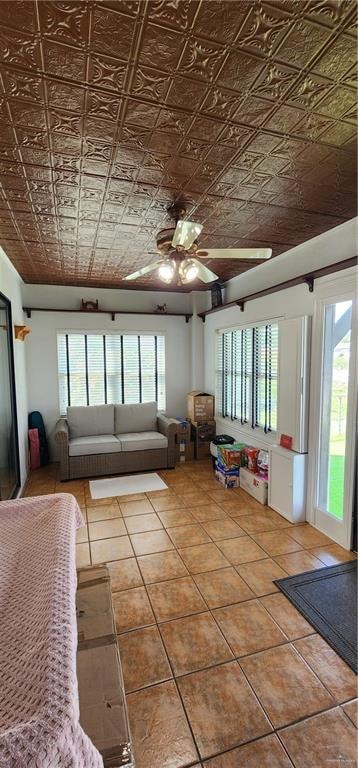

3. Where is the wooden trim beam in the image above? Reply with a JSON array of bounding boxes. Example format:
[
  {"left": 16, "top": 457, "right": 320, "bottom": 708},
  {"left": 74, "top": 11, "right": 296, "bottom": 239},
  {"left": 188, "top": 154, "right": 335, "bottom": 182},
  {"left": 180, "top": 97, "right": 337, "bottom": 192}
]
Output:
[
  {"left": 198, "top": 257, "right": 357, "bottom": 321},
  {"left": 23, "top": 307, "right": 193, "bottom": 322}
]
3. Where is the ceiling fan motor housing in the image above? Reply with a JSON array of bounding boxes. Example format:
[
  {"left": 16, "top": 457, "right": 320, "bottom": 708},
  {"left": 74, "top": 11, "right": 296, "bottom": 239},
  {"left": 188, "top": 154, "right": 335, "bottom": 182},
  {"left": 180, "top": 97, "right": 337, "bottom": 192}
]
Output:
[{"left": 156, "top": 228, "right": 176, "bottom": 255}]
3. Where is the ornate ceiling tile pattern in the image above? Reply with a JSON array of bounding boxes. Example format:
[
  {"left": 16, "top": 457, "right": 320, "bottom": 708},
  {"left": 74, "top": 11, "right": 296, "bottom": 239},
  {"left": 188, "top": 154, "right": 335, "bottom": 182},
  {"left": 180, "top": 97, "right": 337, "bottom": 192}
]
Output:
[{"left": 0, "top": 0, "right": 356, "bottom": 290}]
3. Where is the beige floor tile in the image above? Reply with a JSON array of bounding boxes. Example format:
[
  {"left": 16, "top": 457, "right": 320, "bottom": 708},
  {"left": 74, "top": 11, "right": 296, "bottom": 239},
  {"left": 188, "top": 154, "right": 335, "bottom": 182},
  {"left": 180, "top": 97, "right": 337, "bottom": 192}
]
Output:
[
  {"left": 175, "top": 491, "right": 212, "bottom": 506},
  {"left": 274, "top": 551, "right": 325, "bottom": 575},
  {"left": 194, "top": 567, "right": 255, "bottom": 609},
  {"left": 127, "top": 681, "right": 198, "bottom": 768},
  {"left": 219, "top": 500, "right": 254, "bottom": 516},
  {"left": 160, "top": 612, "right": 233, "bottom": 676},
  {"left": 118, "top": 625, "right": 172, "bottom": 692},
  {"left": 260, "top": 593, "right": 314, "bottom": 640},
  {"left": 107, "top": 558, "right": 143, "bottom": 591},
  {"left": 76, "top": 542, "right": 91, "bottom": 568},
  {"left": 216, "top": 536, "right": 268, "bottom": 565},
  {"left": 86, "top": 503, "right": 122, "bottom": 522},
  {"left": 177, "top": 662, "right": 271, "bottom": 760},
  {"left": 237, "top": 558, "right": 288, "bottom": 596},
  {"left": 113, "top": 586, "right": 155, "bottom": 633},
  {"left": 206, "top": 489, "right": 239, "bottom": 505},
  {"left": 252, "top": 530, "right": 303, "bottom": 556},
  {"left": 130, "top": 529, "right": 174, "bottom": 556},
  {"left": 342, "top": 699, "right": 358, "bottom": 728},
  {"left": 85, "top": 495, "right": 119, "bottom": 507},
  {"left": 190, "top": 504, "right": 228, "bottom": 523},
  {"left": 124, "top": 513, "right": 163, "bottom": 534},
  {"left": 76, "top": 525, "right": 88, "bottom": 543},
  {"left": 279, "top": 708, "right": 357, "bottom": 768},
  {"left": 116, "top": 493, "right": 147, "bottom": 502},
  {"left": 150, "top": 495, "right": 186, "bottom": 512},
  {"left": 213, "top": 599, "right": 287, "bottom": 657},
  {"left": 239, "top": 512, "right": 290, "bottom": 534},
  {"left": 146, "top": 488, "right": 175, "bottom": 499},
  {"left": 240, "top": 644, "right": 334, "bottom": 729},
  {"left": 310, "top": 544, "right": 358, "bottom": 566},
  {"left": 178, "top": 543, "right": 231, "bottom": 574},
  {"left": 167, "top": 524, "right": 211, "bottom": 548},
  {"left": 91, "top": 535, "right": 133, "bottom": 564},
  {"left": 158, "top": 508, "right": 196, "bottom": 527},
  {"left": 288, "top": 524, "right": 333, "bottom": 549},
  {"left": 119, "top": 499, "right": 154, "bottom": 516},
  {"left": 203, "top": 733, "right": 293, "bottom": 767},
  {"left": 138, "top": 550, "right": 188, "bottom": 584},
  {"left": 201, "top": 518, "right": 246, "bottom": 541},
  {"left": 294, "top": 634, "right": 357, "bottom": 702},
  {"left": 89, "top": 517, "right": 127, "bottom": 540},
  {"left": 147, "top": 576, "right": 207, "bottom": 622}
]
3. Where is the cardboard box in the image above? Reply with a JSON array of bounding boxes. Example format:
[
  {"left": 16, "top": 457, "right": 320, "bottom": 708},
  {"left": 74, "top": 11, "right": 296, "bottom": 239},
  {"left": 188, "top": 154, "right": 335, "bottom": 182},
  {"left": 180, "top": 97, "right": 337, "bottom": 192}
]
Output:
[
  {"left": 187, "top": 391, "right": 215, "bottom": 422},
  {"left": 76, "top": 566, "right": 134, "bottom": 767},
  {"left": 217, "top": 443, "right": 246, "bottom": 469},
  {"left": 215, "top": 461, "right": 240, "bottom": 488},
  {"left": 239, "top": 467, "right": 268, "bottom": 505},
  {"left": 194, "top": 441, "right": 211, "bottom": 459},
  {"left": 173, "top": 417, "right": 191, "bottom": 439},
  {"left": 175, "top": 438, "right": 194, "bottom": 463},
  {"left": 191, "top": 420, "right": 216, "bottom": 443}
]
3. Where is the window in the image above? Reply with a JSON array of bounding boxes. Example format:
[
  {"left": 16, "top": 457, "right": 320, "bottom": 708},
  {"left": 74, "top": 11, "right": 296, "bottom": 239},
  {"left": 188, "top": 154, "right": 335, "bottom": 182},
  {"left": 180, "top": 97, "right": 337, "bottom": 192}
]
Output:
[
  {"left": 216, "top": 323, "right": 278, "bottom": 433},
  {"left": 57, "top": 332, "right": 165, "bottom": 414}
]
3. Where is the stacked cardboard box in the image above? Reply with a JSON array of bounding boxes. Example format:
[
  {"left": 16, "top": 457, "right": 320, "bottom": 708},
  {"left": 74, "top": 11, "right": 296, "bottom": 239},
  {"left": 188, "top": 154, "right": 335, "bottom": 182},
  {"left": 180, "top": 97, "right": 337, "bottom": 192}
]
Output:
[
  {"left": 215, "top": 442, "right": 245, "bottom": 487},
  {"left": 187, "top": 391, "right": 215, "bottom": 459},
  {"left": 173, "top": 418, "right": 193, "bottom": 463},
  {"left": 76, "top": 566, "right": 133, "bottom": 767}
]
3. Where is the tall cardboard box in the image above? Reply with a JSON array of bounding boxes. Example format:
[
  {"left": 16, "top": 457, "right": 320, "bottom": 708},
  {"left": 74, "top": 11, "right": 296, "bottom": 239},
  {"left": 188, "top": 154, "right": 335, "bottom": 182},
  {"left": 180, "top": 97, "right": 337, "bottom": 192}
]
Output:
[
  {"left": 187, "top": 391, "right": 215, "bottom": 422},
  {"left": 76, "top": 566, "right": 134, "bottom": 767}
]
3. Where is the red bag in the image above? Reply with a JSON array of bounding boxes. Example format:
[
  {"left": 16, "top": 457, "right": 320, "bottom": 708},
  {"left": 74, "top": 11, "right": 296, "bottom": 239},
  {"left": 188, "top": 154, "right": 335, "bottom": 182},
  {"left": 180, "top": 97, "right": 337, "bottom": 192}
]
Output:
[{"left": 28, "top": 428, "right": 40, "bottom": 470}]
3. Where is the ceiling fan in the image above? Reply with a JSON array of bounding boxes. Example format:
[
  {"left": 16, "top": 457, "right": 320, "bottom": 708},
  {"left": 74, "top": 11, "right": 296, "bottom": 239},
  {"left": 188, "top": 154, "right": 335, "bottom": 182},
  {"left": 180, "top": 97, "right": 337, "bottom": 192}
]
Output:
[{"left": 123, "top": 204, "right": 272, "bottom": 286}]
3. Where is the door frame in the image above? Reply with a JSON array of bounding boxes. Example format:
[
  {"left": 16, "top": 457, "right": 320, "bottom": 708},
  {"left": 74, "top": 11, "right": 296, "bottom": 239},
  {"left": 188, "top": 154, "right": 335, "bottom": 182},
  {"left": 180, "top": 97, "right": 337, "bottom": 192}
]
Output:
[{"left": 306, "top": 269, "right": 358, "bottom": 549}]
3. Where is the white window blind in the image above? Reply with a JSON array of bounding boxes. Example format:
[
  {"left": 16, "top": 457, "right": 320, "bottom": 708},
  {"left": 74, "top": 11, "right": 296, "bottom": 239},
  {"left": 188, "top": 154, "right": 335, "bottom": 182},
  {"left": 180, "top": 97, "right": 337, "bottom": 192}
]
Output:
[
  {"left": 57, "top": 333, "right": 165, "bottom": 414},
  {"left": 216, "top": 323, "right": 278, "bottom": 433}
]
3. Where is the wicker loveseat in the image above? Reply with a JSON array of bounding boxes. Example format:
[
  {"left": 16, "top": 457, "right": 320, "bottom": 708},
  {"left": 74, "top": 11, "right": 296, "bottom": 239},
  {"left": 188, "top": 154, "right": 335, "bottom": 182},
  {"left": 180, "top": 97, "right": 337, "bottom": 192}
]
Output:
[{"left": 55, "top": 402, "right": 176, "bottom": 481}]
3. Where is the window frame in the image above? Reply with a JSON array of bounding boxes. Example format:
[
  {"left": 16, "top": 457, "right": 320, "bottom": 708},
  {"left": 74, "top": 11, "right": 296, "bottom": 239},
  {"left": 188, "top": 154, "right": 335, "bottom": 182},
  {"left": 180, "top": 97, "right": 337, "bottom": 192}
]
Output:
[
  {"left": 216, "top": 319, "right": 279, "bottom": 436},
  {"left": 56, "top": 329, "right": 166, "bottom": 415}
]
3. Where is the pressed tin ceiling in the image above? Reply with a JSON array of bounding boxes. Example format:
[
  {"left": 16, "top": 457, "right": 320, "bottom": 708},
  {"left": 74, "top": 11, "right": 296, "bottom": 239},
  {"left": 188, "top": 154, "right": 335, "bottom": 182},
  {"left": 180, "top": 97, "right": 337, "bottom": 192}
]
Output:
[{"left": 0, "top": 1, "right": 356, "bottom": 291}]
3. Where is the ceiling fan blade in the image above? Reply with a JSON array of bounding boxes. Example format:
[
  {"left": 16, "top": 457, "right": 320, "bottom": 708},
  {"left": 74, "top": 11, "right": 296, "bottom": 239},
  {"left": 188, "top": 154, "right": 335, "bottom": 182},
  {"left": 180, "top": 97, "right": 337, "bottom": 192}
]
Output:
[
  {"left": 191, "top": 259, "right": 219, "bottom": 284},
  {"left": 172, "top": 219, "right": 203, "bottom": 250},
  {"left": 123, "top": 259, "right": 162, "bottom": 281},
  {"left": 196, "top": 248, "right": 272, "bottom": 260}
]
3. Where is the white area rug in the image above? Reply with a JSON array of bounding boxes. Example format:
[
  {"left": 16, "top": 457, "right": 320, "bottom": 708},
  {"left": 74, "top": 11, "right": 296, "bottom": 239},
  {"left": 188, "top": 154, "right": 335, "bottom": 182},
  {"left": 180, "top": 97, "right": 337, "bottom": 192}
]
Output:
[{"left": 89, "top": 472, "right": 168, "bottom": 499}]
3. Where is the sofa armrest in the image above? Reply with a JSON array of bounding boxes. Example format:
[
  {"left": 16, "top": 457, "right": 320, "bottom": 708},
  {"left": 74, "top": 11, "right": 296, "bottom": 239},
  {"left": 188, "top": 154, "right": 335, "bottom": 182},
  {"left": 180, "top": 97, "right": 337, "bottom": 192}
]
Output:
[
  {"left": 157, "top": 414, "right": 177, "bottom": 442},
  {"left": 157, "top": 414, "right": 177, "bottom": 468},
  {"left": 55, "top": 419, "right": 70, "bottom": 480}
]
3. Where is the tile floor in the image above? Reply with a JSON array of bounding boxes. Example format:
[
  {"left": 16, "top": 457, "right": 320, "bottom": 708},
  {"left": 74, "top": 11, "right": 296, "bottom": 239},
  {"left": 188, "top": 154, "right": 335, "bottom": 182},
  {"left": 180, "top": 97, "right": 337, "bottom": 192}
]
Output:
[{"left": 24, "top": 460, "right": 357, "bottom": 768}]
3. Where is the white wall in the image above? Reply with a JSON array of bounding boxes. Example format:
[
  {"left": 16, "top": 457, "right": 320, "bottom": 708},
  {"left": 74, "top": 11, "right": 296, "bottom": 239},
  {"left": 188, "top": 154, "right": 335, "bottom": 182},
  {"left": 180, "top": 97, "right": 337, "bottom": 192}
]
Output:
[
  {"left": 0, "top": 247, "right": 28, "bottom": 491},
  {"left": 203, "top": 219, "right": 358, "bottom": 449},
  {"left": 24, "top": 284, "right": 194, "bottom": 457}
]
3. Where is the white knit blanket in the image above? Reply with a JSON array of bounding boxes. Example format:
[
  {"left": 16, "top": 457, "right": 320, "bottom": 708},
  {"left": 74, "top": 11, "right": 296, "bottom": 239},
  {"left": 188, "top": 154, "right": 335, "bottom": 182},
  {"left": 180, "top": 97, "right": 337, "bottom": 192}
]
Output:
[{"left": 0, "top": 493, "right": 103, "bottom": 768}]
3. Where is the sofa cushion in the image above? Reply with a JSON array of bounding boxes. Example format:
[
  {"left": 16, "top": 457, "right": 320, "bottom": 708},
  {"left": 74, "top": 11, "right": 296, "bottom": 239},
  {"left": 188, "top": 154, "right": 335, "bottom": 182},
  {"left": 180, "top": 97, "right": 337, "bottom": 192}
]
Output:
[
  {"left": 114, "top": 402, "right": 157, "bottom": 434},
  {"left": 67, "top": 405, "right": 114, "bottom": 439},
  {"left": 116, "top": 431, "right": 168, "bottom": 452},
  {"left": 69, "top": 435, "right": 121, "bottom": 457}
]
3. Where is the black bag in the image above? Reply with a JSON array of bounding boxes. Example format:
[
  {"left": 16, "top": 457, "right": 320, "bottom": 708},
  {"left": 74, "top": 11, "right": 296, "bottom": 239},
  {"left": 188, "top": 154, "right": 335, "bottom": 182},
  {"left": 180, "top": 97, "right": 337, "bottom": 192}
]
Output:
[{"left": 28, "top": 411, "right": 49, "bottom": 466}]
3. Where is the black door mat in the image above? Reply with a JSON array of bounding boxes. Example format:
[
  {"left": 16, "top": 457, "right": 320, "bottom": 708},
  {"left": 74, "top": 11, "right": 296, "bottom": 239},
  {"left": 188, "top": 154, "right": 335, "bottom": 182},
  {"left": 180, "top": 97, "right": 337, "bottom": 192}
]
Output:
[{"left": 275, "top": 560, "right": 357, "bottom": 673}]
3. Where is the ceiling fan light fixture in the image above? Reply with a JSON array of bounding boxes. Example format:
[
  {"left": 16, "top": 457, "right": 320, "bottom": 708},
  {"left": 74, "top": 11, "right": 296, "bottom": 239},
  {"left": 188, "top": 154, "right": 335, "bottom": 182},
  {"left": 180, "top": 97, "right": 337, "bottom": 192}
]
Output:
[
  {"left": 179, "top": 258, "right": 199, "bottom": 283},
  {"left": 158, "top": 259, "right": 175, "bottom": 283}
]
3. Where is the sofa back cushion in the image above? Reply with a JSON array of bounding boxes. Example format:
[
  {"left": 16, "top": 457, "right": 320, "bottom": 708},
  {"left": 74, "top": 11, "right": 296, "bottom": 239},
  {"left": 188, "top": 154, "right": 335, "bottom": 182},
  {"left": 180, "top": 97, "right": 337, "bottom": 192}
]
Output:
[
  {"left": 67, "top": 404, "right": 114, "bottom": 438},
  {"left": 115, "top": 402, "right": 157, "bottom": 434}
]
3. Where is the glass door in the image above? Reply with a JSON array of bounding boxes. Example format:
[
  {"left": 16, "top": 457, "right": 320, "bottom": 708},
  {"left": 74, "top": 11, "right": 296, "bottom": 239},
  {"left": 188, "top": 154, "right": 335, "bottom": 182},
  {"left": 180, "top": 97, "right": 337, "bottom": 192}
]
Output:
[{"left": 314, "top": 292, "right": 357, "bottom": 547}]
